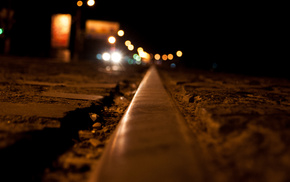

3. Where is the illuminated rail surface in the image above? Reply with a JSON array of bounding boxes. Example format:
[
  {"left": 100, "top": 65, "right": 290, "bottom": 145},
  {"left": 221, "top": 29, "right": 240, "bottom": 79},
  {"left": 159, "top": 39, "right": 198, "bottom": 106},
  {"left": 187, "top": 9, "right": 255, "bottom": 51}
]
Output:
[{"left": 89, "top": 66, "right": 207, "bottom": 182}]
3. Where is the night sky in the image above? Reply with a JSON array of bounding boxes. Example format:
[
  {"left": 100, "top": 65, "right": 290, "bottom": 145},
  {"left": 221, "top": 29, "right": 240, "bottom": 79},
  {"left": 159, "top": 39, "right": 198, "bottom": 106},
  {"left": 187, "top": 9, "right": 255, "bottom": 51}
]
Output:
[{"left": 0, "top": 0, "right": 288, "bottom": 76}]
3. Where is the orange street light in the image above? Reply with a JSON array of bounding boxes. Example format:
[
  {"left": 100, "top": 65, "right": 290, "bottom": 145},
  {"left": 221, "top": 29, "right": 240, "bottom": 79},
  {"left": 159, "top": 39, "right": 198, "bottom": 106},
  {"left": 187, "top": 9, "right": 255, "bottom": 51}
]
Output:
[
  {"left": 77, "top": 0, "right": 83, "bottom": 7},
  {"left": 162, "top": 54, "right": 168, "bottom": 61},
  {"left": 168, "top": 54, "right": 174, "bottom": 60},
  {"left": 154, "top": 54, "right": 160, "bottom": 60}
]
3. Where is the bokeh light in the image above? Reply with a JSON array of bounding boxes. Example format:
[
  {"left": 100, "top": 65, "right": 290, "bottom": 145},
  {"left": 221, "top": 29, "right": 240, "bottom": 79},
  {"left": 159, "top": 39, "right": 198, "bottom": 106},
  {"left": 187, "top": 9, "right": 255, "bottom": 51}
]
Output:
[
  {"left": 102, "top": 52, "right": 110, "bottom": 61},
  {"left": 108, "top": 36, "right": 116, "bottom": 44},
  {"left": 87, "top": 0, "right": 95, "bottom": 6},
  {"left": 77, "top": 0, "right": 83, "bottom": 7},
  {"left": 168, "top": 54, "right": 174, "bottom": 60},
  {"left": 96, "top": 53, "right": 102, "bottom": 60},
  {"left": 128, "top": 44, "right": 134, "bottom": 51},
  {"left": 176, "top": 50, "right": 183, "bottom": 57},
  {"left": 133, "top": 54, "right": 141, "bottom": 62},
  {"left": 170, "top": 63, "right": 176, "bottom": 68},
  {"left": 154, "top": 54, "right": 160, "bottom": 60},
  {"left": 125, "top": 40, "right": 131, "bottom": 46},
  {"left": 162, "top": 54, "right": 168, "bottom": 61},
  {"left": 117, "top": 30, "right": 124, "bottom": 37},
  {"left": 137, "top": 47, "right": 143, "bottom": 53},
  {"left": 111, "top": 52, "right": 122, "bottom": 63}
]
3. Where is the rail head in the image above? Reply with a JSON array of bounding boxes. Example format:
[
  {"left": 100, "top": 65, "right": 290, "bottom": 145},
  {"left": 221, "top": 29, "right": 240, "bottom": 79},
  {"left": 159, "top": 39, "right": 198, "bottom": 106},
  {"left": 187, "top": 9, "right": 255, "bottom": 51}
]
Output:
[{"left": 89, "top": 66, "right": 206, "bottom": 182}]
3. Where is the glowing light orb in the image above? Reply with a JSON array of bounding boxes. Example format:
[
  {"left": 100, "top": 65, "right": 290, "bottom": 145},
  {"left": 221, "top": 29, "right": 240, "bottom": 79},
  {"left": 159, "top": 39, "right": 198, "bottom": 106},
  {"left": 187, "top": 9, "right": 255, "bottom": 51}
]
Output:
[
  {"left": 108, "top": 36, "right": 116, "bottom": 44},
  {"left": 168, "top": 54, "right": 174, "bottom": 60},
  {"left": 137, "top": 47, "right": 143, "bottom": 53},
  {"left": 96, "top": 53, "right": 102, "bottom": 60},
  {"left": 128, "top": 44, "right": 134, "bottom": 51},
  {"left": 117, "top": 30, "right": 124, "bottom": 37},
  {"left": 102, "top": 52, "right": 110, "bottom": 61},
  {"left": 111, "top": 52, "right": 122, "bottom": 63},
  {"left": 154, "top": 54, "right": 160, "bottom": 60},
  {"left": 162, "top": 54, "right": 168, "bottom": 61},
  {"left": 125, "top": 40, "right": 131, "bottom": 46},
  {"left": 176, "top": 50, "right": 183, "bottom": 57},
  {"left": 87, "top": 0, "right": 95, "bottom": 6},
  {"left": 77, "top": 0, "right": 83, "bottom": 7}
]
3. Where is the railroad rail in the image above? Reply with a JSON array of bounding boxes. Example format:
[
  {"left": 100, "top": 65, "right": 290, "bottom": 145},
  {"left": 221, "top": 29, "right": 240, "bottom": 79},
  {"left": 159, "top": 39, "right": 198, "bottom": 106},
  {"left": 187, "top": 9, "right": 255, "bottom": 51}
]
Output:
[{"left": 89, "top": 66, "right": 207, "bottom": 182}]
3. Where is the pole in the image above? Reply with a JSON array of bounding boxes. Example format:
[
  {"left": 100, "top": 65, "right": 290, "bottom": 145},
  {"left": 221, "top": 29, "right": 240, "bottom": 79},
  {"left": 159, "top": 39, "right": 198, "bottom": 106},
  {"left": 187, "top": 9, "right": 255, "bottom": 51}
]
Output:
[
  {"left": 4, "top": 0, "right": 12, "bottom": 55},
  {"left": 72, "top": 8, "right": 81, "bottom": 61}
]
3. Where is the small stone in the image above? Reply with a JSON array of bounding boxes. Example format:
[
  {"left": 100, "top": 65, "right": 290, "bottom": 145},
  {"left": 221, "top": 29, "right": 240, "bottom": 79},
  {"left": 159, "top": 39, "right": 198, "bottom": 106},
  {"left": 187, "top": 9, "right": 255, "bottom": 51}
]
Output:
[
  {"left": 89, "top": 113, "right": 99, "bottom": 121},
  {"left": 92, "top": 122, "right": 102, "bottom": 130},
  {"left": 89, "top": 138, "right": 102, "bottom": 147},
  {"left": 79, "top": 130, "right": 93, "bottom": 139},
  {"left": 189, "top": 95, "right": 201, "bottom": 103},
  {"left": 130, "top": 83, "right": 137, "bottom": 89}
]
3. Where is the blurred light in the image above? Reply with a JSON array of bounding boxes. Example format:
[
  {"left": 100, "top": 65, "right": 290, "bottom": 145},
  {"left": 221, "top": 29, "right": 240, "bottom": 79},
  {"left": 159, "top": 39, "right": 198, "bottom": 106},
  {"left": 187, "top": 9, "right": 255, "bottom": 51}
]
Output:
[
  {"left": 112, "top": 65, "right": 120, "bottom": 71},
  {"left": 139, "top": 51, "right": 145, "bottom": 58},
  {"left": 87, "top": 0, "right": 95, "bottom": 6},
  {"left": 176, "top": 50, "right": 183, "bottom": 57},
  {"left": 111, "top": 52, "right": 122, "bottom": 63},
  {"left": 168, "top": 54, "right": 174, "bottom": 60},
  {"left": 154, "top": 54, "right": 160, "bottom": 60},
  {"left": 77, "top": 0, "right": 83, "bottom": 7},
  {"left": 96, "top": 53, "right": 102, "bottom": 60},
  {"left": 125, "top": 40, "right": 131, "bottom": 46},
  {"left": 108, "top": 36, "right": 116, "bottom": 44},
  {"left": 137, "top": 47, "right": 143, "bottom": 53},
  {"left": 133, "top": 54, "right": 141, "bottom": 61},
  {"left": 128, "top": 59, "right": 134, "bottom": 64},
  {"left": 136, "top": 60, "right": 141, "bottom": 65},
  {"left": 51, "top": 14, "right": 72, "bottom": 48},
  {"left": 86, "top": 20, "right": 120, "bottom": 39},
  {"left": 128, "top": 44, "right": 134, "bottom": 51},
  {"left": 139, "top": 51, "right": 150, "bottom": 63},
  {"left": 102, "top": 52, "right": 110, "bottom": 61},
  {"left": 170, "top": 63, "right": 176, "bottom": 68},
  {"left": 0, "top": 28, "right": 3, "bottom": 35},
  {"left": 106, "top": 66, "right": 111, "bottom": 71},
  {"left": 117, "top": 30, "right": 124, "bottom": 37},
  {"left": 136, "top": 56, "right": 141, "bottom": 62},
  {"left": 162, "top": 54, "right": 168, "bottom": 61}
]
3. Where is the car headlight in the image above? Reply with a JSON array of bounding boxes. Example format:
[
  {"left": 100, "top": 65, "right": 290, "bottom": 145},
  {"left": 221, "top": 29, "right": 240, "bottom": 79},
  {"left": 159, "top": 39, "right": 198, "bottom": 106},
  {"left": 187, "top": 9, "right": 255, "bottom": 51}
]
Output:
[
  {"left": 111, "top": 52, "right": 122, "bottom": 63},
  {"left": 102, "top": 52, "right": 111, "bottom": 61}
]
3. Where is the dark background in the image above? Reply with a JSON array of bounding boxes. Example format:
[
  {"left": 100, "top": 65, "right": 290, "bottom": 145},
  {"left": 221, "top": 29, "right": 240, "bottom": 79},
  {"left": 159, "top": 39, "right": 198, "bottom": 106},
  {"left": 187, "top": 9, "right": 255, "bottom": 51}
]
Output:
[{"left": 0, "top": 0, "right": 288, "bottom": 77}]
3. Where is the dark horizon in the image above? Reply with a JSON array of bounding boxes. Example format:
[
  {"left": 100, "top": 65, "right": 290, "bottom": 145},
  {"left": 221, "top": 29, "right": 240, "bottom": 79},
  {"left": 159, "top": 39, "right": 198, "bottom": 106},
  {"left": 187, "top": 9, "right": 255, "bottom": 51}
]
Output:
[{"left": 0, "top": 0, "right": 288, "bottom": 77}]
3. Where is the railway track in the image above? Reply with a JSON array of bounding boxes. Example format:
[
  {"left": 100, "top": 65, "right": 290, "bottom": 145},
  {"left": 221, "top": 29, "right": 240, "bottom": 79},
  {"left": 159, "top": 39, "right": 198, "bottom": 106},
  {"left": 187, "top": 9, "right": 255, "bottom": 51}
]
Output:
[
  {"left": 89, "top": 66, "right": 207, "bottom": 182},
  {"left": 0, "top": 58, "right": 206, "bottom": 181}
]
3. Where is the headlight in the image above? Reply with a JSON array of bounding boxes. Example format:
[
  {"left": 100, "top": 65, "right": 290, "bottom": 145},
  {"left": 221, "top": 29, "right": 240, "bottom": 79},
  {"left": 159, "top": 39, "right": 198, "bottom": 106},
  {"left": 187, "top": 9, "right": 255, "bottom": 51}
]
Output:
[
  {"left": 102, "top": 52, "right": 110, "bottom": 61},
  {"left": 111, "top": 52, "right": 122, "bottom": 63}
]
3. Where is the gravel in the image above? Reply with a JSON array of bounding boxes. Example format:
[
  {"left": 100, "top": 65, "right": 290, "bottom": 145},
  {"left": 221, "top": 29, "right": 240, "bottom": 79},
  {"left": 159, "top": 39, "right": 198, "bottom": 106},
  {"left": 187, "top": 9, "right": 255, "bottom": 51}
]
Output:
[
  {"left": 0, "top": 56, "right": 148, "bottom": 181},
  {"left": 159, "top": 67, "right": 290, "bottom": 182}
]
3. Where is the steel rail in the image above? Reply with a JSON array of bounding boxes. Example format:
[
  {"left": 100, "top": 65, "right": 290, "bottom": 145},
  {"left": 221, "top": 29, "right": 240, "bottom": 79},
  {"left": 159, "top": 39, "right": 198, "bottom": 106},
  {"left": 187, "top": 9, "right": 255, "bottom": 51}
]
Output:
[{"left": 89, "top": 66, "right": 206, "bottom": 182}]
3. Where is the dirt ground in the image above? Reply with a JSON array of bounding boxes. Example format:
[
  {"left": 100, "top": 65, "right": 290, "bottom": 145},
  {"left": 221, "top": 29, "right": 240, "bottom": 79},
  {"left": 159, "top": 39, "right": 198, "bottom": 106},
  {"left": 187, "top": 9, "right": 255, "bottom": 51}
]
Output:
[
  {"left": 2, "top": 56, "right": 290, "bottom": 181},
  {"left": 0, "top": 56, "right": 148, "bottom": 181},
  {"left": 159, "top": 66, "right": 290, "bottom": 182}
]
